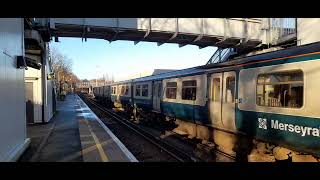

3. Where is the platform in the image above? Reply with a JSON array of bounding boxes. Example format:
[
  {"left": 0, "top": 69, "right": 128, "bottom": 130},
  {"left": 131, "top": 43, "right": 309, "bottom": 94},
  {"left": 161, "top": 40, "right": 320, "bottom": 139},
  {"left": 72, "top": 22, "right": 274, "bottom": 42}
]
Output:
[{"left": 20, "top": 94, "right": 137, "bottom": 162}]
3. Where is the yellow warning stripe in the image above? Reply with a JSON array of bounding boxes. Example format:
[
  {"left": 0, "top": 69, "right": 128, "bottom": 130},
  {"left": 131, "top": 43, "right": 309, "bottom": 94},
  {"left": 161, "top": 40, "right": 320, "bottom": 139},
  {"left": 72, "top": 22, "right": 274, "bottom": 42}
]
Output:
[{"left": 84, "top": 120, "right": 109, "bottom": 162}]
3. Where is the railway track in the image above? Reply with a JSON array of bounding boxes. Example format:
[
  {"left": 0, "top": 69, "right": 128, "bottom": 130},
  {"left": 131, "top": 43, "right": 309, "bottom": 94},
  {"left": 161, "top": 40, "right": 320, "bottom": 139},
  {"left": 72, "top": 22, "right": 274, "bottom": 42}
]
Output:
[
  {"left": 109, "top": 101, "right": 236, "bottom": 162},
  {"left": 80, "top": 94, "right": 196, "bottom": 162},
  {"left": 166, "top": 128, "right": 236, "bottom": 161}
]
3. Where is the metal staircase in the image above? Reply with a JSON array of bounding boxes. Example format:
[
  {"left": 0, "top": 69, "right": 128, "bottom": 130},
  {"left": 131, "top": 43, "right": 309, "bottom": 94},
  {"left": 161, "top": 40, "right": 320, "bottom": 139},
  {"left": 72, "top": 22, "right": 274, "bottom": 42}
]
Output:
[{"left": 206, "top": 48, "right": 237, "bottom": 64}]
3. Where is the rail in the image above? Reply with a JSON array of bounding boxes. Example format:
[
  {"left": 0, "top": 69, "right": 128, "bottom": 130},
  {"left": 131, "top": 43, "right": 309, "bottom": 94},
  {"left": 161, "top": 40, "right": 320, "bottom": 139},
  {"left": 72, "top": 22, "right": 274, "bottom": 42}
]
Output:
[{"left": 269, "top": 18, "right": 296, "bottom": 45}]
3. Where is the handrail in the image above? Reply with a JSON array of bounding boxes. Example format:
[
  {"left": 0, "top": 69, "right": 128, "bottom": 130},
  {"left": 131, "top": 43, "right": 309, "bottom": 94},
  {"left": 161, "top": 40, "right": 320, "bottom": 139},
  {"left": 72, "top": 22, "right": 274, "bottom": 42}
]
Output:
[{"left": 269, "top": 18, "right": 296, "bottom": 44}]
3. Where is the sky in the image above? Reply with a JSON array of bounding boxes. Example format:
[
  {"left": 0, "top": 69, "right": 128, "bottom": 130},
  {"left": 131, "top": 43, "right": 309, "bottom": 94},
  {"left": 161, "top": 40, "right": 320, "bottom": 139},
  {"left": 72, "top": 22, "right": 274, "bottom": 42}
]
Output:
[{"left": 50, "top": 37, "right": 217, "bottom": 82}]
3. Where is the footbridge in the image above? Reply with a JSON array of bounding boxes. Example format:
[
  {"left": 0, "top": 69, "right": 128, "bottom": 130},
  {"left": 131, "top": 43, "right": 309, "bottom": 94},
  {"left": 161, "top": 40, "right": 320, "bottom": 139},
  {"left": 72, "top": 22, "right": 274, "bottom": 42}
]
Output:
[
  {"left": 28, "top": 18, "right": 296, "bottom": 63},
  {"left": 32, "top": 18, "right": 272, "bottom": 50}
]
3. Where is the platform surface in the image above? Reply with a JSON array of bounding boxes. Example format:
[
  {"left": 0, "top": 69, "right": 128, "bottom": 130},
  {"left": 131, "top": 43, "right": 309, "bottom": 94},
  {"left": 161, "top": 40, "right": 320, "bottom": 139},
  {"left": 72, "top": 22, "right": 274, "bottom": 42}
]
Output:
[{"left": 20, "top": 94, "right": 137, "bottom": 162}]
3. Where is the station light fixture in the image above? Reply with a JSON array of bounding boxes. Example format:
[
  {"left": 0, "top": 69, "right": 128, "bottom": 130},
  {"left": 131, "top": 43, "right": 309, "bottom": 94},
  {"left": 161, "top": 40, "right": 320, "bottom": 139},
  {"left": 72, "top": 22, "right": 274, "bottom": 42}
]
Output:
[{"left": 16, "top": 56, "right": 28, "bottom": 70}]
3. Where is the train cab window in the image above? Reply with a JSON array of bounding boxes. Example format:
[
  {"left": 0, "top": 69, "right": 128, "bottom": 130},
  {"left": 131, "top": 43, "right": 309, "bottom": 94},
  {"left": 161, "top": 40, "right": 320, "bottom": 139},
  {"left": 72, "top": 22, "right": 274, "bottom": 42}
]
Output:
[
  {"left": 166, "top": 82, "right": 177, "bottom": 99},
  {"left": 256, "top": 70, "right": 303, "bottom": 108},
  {"left": 142, "top": 84, "right": 149, "bottom": 97},
  {"left": 182, "top": 80, "right": 197, "bottom": 100},
  {"left": 135, "top": 85, "right": 141, "bottom": 96},
  {"left": 212, "top": 78, "right": 221, "bottom": 101},
  {"left": 225, "top": 76, "right": 235, "bottom": 103}
]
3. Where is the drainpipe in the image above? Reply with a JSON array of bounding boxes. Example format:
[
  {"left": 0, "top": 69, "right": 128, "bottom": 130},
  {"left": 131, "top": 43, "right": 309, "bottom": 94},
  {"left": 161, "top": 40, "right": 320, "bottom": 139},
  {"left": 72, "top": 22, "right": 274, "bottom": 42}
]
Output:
[{"left": 41, "top": 44, "right": 46, "bottom": 123}]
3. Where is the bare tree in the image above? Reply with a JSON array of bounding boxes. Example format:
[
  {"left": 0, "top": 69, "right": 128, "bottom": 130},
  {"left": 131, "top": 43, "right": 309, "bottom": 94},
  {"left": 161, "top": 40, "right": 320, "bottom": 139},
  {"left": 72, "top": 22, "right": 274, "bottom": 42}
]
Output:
[{"left": 49, "top": 47, "right": 79, "bottom": 95}]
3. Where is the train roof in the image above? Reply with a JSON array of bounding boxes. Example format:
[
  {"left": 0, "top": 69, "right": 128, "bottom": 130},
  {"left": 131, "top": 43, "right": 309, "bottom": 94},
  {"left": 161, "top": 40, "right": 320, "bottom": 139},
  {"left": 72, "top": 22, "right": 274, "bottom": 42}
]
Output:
[
  {"left": 203, "top": 41, "right": 320, "bottom": 69},
  {"left": 132, "top": 66, "right": 206, "bottom": 82},
  {"left": 110, "top": 66, "right": 206, "bottom": 85},
  {"left": 111, "top": 79, "right": 133, "bottom": 85},
  {"left": 111, "top": 42, "right": 320, "bottom": 85}
]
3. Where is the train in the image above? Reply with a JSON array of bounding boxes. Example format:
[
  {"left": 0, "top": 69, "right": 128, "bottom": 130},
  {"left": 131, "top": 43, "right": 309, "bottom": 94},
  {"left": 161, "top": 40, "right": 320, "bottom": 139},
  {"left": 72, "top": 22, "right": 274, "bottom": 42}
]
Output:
[{"left": 93, "top": 42, "right": 320, "bottom": 162}]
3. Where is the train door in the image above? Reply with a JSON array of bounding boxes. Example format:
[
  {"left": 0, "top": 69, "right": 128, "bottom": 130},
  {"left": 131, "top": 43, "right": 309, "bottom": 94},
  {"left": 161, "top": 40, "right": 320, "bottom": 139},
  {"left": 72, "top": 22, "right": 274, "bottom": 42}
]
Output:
[
  {"left": 152, "top": 81, "right": 161, "bottom": 112},
  {"left": 209, "top": 71, "right": 236, "bottom": 131}
]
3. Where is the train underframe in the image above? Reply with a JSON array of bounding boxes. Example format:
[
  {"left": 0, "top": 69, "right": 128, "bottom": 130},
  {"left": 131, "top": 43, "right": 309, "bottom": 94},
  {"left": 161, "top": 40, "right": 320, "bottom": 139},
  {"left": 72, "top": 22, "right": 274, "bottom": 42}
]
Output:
[
  {"left": 132, "top": 106, "right": 177, "bottom": 131},
  {"left": 111, "top": 100, "right": 320, "bottom": 162},
  {"left": 174, "top": 119, "right": 320, "bottom": 162},
  {"left": 95, "top": 96, "right": 114, "bottom": 108}
]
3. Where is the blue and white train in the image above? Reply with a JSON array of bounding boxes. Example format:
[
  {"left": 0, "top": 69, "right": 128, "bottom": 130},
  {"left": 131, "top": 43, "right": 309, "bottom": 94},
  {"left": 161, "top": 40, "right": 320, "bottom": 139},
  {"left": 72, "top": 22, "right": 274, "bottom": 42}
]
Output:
[{"left": 93, "top": 42, "right": 320, "bottom": 162}]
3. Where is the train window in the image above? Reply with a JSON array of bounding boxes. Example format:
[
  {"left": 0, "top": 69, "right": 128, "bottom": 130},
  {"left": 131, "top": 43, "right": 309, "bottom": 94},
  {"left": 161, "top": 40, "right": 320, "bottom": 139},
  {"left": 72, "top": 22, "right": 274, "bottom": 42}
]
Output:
[
  {"left": 225, "top": 76, "right": 235, "bottom": 103},
  {"left": 256, "top": 70, "right": 303, "bottom": 108},
  {"left": 142, "top": 84, "right": 149, "bottom": 97},
  {"left": 112, "top": 87, "right": 116, "bottom": 94},
  {"left": 121, "top": 86, "right": 125, "bottom": 95},
  {"left": 135, "top": 85, "right": 141, "bottom": 96},
  {"left": 182, "top": 80, "right": 197, "bottom": 100},
  {"left": 124, "top": 85, "right": 129, "bottom": 95},
  {"left": 212, "top": 78, "right": 220, "bottom": 101},
  {"left": 166, "top": 82, "right": 177, "bottom": 99}
]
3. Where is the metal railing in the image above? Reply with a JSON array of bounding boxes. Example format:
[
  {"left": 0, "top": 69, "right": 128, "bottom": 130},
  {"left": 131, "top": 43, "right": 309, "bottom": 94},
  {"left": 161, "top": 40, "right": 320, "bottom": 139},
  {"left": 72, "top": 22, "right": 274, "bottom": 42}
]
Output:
[{"left": 269, "top": 18, "right": 296, "bottom": 44}]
